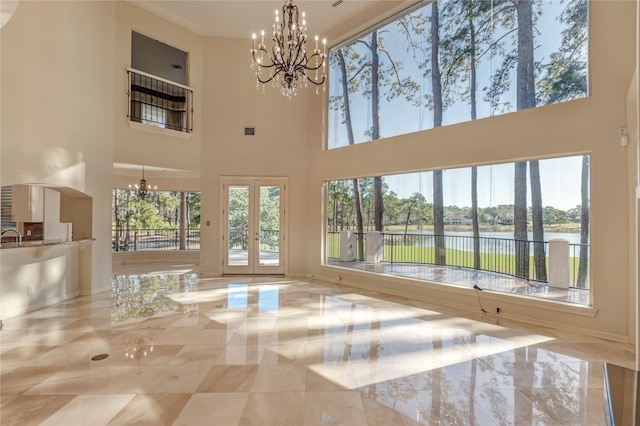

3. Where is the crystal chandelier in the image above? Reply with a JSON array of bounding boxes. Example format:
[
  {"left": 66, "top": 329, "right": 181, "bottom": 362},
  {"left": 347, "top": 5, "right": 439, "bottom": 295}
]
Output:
[
  {"left": 129, "top": 166, "right": 156, "bottom": 200},
  {"left": 250, "top": 0, "right": 327, "bottom": 98}
]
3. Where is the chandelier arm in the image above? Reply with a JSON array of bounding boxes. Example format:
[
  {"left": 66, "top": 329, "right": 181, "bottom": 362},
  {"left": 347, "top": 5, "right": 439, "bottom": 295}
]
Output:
[
  {"left": 296, "top": 52, "right": 324, "bottom": 71},
  {"left": 256, "top": 71, "right": 279, "bottom": 85},
  {"left": 304, "top": 73, "right": 326, "bottom": 86},
  {"left": 251, "top": 47, "right": 279, "bottom": 69}
]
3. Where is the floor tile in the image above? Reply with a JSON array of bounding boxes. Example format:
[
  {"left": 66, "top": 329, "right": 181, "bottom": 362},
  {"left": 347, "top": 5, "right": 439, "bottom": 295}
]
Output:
[{"left": 38, "top": 394, "right": 135, "bottom": 426}]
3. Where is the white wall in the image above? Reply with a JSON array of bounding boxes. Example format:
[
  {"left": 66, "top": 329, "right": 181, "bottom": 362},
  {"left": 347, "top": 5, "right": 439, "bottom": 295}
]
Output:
[{"left": 0, "top": 1, "right": 116, "bottom": 296}]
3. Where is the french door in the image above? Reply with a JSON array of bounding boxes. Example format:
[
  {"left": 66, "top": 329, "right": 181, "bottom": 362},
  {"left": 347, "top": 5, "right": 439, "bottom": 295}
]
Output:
[{"left": 222, "top": 177, "right": 287, "bottom": 275}]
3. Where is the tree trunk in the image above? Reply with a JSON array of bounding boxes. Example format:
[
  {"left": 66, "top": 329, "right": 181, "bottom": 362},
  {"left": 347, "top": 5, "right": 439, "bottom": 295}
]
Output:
[
  {"left": 514, "top": 0, "right": 535, "bottom": 279},
  {"left": 337, "top": 49, "right": 365, "bottom": 258},
  {"left": 373, "top": 177, "right": 383, "bottom": 231},
  {"left": 529, "top": 160, "right": 546, "bottom": 280},
  {"left": 516, "top": 0, "right": 536, "bottom": 111},
  {"left": 179, "top": 191, "right": 186, "bottom": 250},
  {"left": 514, "top": 161, "right": 529, "bottom": 279},
  {"left": 433, "top": 170, "right": 445, "bottom": 265},
  {"left": 332, "top": 190, "right": 338, "bottom": 233},
  {"left": 469, "top": 9, "right": 480, "bottom": 269},
  {"left": 403, "top": 202, "right": 413, "bottom": 240},
  {"left": 431, "top": 2, "right": 445, "bottom": 265},
  {"left": 577, "top": 155, "right": 589, "bottom": 288},
  {"left": 371, "top": 32, "right": 384, "bottom": 232},
  {"left": 472, "top": 167, "right": 480, "bottom": 269},
  {"left": 353, "top": 179, "right": 365, "bottom": 260}
]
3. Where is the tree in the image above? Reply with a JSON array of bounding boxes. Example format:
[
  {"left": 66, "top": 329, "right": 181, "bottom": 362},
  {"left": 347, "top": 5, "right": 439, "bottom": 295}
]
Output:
[
  {"left": 402, "top": 193, "right": 426, "bottom": 238},
  {"left": 538, "top": 0, "right": 588, "bottom": 105},
  {"left": 537, "top": 0, "right": 589, "bottom": 283},
  {"left": 439, "top": 0, "right": 499, "bottom": 269},
  {"left": 495, "top": 0, "right": 537, "bottom": 279},
  {"left": 370, "top": 31, "right": 384, "bottom": 232},
  {"left": 333, "top": 47, "right": 366, "bottom": 255},
  {"left": 577, "top": 155, "right": 589, "bottom": 288},
  {"left": 471, "top": 167, "right": 480, "bottom": 269},
  {"left": 514, "top": 161, "right": 529, "bottom": 278},
  {"left": 430, "top": 2, "right": 446, "bottom": 265},
  {"left": 332, "top": 27, "right": 418, "bottom": 237},
  {"left": 530, "top": 160, "right": 546, "bottom": 280},
  {"left": 228, "top": 187, "right": 249, "bottom": 249}
]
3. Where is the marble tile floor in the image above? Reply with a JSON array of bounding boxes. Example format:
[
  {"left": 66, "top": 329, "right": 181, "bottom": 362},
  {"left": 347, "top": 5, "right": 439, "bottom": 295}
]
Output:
[
  {"left": 328, "top": 260, "right": 591, "bottom": 305},
  {"left": 0, "top": 262, "right": 634, "bottom": 425}
]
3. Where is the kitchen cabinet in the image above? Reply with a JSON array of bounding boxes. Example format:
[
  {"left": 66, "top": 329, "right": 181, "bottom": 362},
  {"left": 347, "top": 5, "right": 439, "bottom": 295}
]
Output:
[{"left": 12, "top": 184, "right": 44, "bottom": 222}]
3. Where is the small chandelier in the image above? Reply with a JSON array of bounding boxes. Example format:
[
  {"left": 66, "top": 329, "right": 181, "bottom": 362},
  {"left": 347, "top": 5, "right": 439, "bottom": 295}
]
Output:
[
  {"left": 250, "top": 0, "right": 327, "bottom": 98},
  {"left": 125, "top": 333, "right": 154, "bottom": 374},
  {"left": 129, "top": 166, "right": 156, "bottom": 200}
]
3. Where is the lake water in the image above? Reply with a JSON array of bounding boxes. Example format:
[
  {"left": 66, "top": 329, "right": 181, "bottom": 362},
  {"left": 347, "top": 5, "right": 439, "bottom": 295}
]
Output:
[{"left": 436, "top": 231, "right": 586, "bottom": 245}]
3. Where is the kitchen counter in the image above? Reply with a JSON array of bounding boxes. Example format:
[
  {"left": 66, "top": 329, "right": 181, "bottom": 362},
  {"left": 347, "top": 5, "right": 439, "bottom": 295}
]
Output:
[
  {"left": 1, "top": 238, "right": 94, "bottom": 318},
  {"left": 0, "top": 238, "right": 94, "bottom": 249}
]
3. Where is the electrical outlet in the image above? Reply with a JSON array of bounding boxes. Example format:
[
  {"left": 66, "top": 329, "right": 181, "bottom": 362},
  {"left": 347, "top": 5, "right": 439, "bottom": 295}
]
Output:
[
  {"left": 496, "top": 307, "right": 501, "bottom": 313},
  {"left": 27, "top": 285, "right": 34, "bottom": 294}
]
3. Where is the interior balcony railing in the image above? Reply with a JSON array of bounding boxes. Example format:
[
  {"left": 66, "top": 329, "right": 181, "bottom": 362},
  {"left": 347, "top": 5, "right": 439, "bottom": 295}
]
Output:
[
  {"left": 327, "top": 231, "right": 590, "bottom": 289},
  {"left": 127, "top": 68, "right": 193, "bottom": 133}
]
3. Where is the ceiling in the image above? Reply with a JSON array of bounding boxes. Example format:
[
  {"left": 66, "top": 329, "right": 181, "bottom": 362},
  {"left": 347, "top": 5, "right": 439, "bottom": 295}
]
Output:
[{"left": 129, "top": 0, "right": 392, "bottom": 38}]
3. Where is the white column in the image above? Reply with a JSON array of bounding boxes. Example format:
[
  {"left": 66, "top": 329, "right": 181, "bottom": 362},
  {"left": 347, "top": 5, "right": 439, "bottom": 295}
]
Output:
[
  {"left": 366, "top": 231, "right": 383, "bottom": 264},
  {"left": 548, "top": 238, "right": 570, "bottom": 288},
  {"left": 339, "top": 230, "right": 355, "bottom": 261}
]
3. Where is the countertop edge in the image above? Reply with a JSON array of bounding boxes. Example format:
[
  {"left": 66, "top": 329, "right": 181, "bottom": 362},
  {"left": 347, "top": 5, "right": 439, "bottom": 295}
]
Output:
[{"left": 0, "top": 238, "right": 95, "bottom": 250}]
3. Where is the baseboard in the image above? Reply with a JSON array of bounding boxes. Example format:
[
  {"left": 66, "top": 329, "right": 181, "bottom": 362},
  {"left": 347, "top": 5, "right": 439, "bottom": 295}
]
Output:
[
  {"left": 307, "top": 272, "right": 629, "bottom": 344},
  {"left": 2, "top": 291, "right": 80, "bottom": 319}
]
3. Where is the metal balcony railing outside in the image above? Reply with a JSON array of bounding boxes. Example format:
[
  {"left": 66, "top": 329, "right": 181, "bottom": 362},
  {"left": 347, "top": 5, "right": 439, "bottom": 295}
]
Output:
[
  {"left": 127, "top": 68, "right": 193, "bottom": 133},
  {"left": 327, "top": 231, "right": 589, "bottom": 289},
  {"left": 112, "top": 228, "right": 200, "bottom": 251}
]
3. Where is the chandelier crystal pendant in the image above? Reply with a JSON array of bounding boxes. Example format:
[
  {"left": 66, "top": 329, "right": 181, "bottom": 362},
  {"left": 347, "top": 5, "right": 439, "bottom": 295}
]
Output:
[
  {"left": 250, "top": 0, "right": 327, "bottom": 99},
  {"left": 129, "top": 166, "right": 156, "bottom": 200}
]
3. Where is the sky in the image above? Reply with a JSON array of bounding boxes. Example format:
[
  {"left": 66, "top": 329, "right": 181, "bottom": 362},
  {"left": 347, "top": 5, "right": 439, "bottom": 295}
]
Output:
[{"left": 385, "top": 154, "right": 585, "bottom": 210}]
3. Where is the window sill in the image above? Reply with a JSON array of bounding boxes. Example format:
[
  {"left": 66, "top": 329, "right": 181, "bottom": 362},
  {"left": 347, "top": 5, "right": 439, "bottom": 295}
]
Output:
[
  {"left": 321, "top": 263, "right": 598, "bottom": 318},
  {"left": 128, "top": 121, "right": 192, "bottom": 140}
]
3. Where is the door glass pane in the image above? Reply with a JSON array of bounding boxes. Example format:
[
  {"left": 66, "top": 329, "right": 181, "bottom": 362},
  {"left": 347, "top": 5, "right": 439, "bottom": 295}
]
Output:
[
  {"left": 259, "top": 185, "right": 280, "bottom": 266},
  {"left": 228, "top": 185, "right": 249, "bottom": 266}
]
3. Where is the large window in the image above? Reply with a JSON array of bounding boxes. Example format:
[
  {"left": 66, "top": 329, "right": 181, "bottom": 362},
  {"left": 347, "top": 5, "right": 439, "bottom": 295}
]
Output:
[
  {"left": 328, "top": 0, "right": 588, "bottom": 149},
  {"left": 325, "top": 155, "right": 590, "bottom": 303},
  {"left": 112, "top": 189, "right": 201, "bottom": 251}
]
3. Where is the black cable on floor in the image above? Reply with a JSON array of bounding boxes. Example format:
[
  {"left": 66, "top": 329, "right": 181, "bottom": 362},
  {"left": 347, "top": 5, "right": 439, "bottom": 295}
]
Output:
[{"left": 473, "top": 284, "right": 488, "bottom": 314}]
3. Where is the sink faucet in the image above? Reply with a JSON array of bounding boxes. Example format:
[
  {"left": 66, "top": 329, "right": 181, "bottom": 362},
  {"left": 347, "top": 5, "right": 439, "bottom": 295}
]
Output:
[{"left": 1, "top": 229, "right": 22, "bottom": 244}]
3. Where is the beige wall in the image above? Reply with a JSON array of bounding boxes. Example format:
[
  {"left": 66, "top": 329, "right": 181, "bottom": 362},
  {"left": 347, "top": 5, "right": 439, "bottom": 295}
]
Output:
[{"left": 1, "top": 1, "right": 116, "bottom": 295}]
